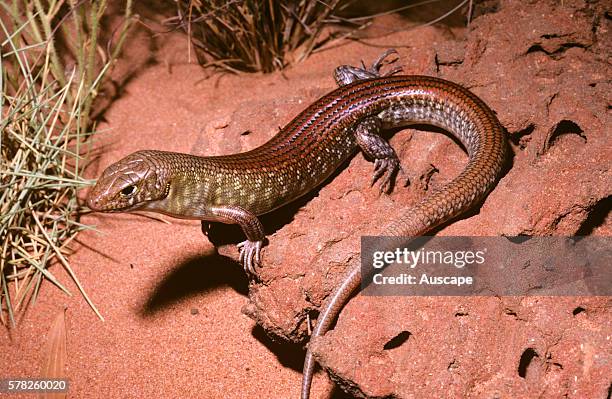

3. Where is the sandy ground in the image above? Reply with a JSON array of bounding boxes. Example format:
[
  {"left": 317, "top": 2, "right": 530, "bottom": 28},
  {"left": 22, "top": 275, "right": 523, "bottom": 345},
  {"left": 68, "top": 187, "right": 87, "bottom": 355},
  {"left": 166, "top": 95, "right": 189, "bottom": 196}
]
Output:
[{"left": 1, "top": 22, "right": 345, "bottom": 399}]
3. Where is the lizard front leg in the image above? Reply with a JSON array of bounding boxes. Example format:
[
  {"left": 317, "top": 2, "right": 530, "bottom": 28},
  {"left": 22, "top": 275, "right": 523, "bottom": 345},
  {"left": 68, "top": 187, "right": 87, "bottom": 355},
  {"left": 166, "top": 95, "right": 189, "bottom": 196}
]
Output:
[{"left": 207, "top": 205, "right": 265, "bottom": 277}]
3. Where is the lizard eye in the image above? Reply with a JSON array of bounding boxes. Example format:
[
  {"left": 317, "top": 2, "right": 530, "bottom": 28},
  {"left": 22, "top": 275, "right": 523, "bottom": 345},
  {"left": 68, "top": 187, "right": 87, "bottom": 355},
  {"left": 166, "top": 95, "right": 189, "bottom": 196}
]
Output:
[{"left": 120, "top": 185, "right": 137, "bottom": 197}]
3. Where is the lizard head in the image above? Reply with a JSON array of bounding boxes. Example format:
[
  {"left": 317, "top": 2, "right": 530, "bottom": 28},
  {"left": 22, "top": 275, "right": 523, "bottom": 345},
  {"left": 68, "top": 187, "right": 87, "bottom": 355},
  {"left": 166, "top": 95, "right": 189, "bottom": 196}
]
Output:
[{"left": 87, "top": 150, "right": 171, "bottom": 213}]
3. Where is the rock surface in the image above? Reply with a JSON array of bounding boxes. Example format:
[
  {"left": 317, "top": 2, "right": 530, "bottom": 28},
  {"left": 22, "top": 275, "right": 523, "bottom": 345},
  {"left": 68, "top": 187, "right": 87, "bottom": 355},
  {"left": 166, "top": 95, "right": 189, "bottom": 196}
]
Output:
[{"left": 231, "top": 0, "right": 612, "bottom": 397}]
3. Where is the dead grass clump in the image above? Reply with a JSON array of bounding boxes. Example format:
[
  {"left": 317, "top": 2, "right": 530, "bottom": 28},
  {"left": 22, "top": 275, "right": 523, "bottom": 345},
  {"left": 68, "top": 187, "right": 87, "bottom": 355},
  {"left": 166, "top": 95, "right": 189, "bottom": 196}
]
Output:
[
  {"left": 0, "top": 0, "right": 132, "bottom": 326},
  {"left": 169, "top": 0, "right": 346, "bottom": 73}
]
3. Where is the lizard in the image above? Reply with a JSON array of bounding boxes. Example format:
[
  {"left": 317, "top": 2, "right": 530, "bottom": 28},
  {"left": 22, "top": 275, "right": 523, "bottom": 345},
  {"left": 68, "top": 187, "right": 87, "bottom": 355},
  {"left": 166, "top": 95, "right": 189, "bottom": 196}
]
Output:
[{"left": 86, "top": 49, "right": 506, "bottom": 399}]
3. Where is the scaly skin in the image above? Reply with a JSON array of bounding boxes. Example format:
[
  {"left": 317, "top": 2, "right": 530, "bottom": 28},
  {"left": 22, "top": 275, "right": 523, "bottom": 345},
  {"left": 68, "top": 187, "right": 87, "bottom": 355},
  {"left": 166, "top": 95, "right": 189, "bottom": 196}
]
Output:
[{"left": 86, "top": 50, "right": 506, "bottom": 399}]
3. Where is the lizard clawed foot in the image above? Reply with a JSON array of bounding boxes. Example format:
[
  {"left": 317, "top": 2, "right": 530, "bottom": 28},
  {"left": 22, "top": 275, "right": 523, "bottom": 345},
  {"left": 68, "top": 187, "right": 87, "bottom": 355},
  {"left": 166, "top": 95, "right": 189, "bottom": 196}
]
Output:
[
  {"left": 371, "top": 158, "right": 403, "bottom": 194},
  {"left": 367, "top": 48, "right": 402, "bottom": 77},
  {"left": 334, "top": 48, "right": 403, "bottom": 86},
  {"left": 237, "top": 239, "right": 262, "bottom": 277}
]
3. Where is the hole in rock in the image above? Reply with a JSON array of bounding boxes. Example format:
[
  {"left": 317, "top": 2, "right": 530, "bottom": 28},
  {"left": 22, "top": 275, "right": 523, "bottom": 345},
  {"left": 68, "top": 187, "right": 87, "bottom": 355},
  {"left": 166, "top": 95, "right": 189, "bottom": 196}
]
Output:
[
  {"left": 383, "top": 331, "right": 412, "bottom": 350},
  {"left": 518, "top": 348, "right": 540, "bottom": 379}
]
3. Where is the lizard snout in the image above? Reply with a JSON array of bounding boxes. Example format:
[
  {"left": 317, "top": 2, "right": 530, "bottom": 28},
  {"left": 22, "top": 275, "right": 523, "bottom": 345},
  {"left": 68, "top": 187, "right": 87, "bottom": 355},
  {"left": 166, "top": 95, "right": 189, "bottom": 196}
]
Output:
[{"left": 86, "top": 186, "right": 104, "bottom": 211}]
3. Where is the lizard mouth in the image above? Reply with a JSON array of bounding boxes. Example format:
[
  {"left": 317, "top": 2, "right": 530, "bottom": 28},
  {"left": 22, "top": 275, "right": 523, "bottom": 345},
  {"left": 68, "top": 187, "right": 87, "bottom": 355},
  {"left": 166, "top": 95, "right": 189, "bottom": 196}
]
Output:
[
  {"left": 104, "top": 201, "right": 147, "bottom": 213},
  {"left": 86, "top": 195, "right": 144, "bottom": 213},
  {"left": 103, "top": 204, "right": 143, "bottom": 213}
]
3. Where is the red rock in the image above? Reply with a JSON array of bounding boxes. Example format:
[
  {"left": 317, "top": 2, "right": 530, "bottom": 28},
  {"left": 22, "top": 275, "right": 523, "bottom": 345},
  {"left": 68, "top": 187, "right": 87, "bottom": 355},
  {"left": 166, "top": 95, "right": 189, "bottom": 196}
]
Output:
[{"left": 240, "top": 0, "right": 611, "bottom": 397}]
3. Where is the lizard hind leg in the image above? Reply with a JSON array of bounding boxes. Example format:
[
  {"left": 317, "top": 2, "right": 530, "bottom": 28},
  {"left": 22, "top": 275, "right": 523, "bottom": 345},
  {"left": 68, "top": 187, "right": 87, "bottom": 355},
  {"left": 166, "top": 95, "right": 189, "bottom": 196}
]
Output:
[
  {"left": 333, "top": 48, "right": 402, "bottom": 86},
  {"left": 355, "top": 116, "right": 405, "bottom": 194},
  {"left": 333, "top": 49, "right": 407, "bottom": 193}
]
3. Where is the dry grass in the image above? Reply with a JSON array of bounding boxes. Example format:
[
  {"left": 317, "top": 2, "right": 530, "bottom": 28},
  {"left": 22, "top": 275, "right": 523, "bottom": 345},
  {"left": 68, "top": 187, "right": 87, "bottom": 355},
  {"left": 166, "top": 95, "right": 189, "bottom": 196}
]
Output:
[
  {"left": 168, "top": 1, "right": 475, "bottom": 73},
  {"left": 0, "top": 0, "right": 132, "bottom": 326},
  {"left": 169, "top": 0, "right": 349, "bottom": 73}
]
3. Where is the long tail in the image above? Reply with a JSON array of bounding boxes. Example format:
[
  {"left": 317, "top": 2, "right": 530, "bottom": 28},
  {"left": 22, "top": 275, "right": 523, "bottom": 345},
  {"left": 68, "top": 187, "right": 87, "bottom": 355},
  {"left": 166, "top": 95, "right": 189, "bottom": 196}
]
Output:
[{"left": 301, "top": 265, "right": 360, "bottom": 399}]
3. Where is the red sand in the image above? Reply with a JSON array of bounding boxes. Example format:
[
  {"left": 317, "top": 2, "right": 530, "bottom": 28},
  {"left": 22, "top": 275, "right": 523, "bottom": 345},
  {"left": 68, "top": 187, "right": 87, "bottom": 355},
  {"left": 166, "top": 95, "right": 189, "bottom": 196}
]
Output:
[{"left": 1, "top": 27, "right": 343, "bottom": 399}]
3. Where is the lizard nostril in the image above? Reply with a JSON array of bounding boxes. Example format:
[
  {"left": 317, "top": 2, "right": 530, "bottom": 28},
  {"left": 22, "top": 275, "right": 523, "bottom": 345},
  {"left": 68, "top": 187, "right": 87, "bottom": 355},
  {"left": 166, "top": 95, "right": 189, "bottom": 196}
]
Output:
[{"left": 86, "top": 195, "right": 99, "bottom": 210}]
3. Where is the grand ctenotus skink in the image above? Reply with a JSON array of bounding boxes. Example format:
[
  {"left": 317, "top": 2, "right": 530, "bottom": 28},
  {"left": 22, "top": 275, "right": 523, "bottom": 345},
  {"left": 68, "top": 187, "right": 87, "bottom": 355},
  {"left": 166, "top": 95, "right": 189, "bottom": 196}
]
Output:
[{"left": 87, "top": 49, "right": 506, "bottom": 399}]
